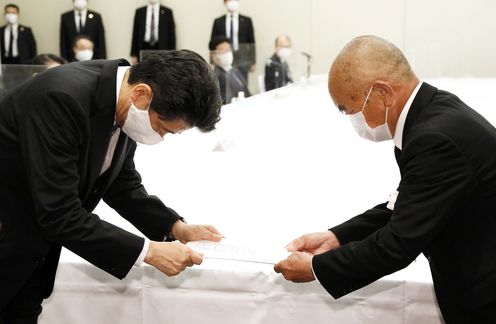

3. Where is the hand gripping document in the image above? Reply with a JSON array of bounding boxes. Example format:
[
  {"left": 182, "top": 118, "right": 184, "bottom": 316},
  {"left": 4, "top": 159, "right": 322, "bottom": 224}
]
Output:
[{"left": 187, "top": 240, "right": 291, "bottom": 265}]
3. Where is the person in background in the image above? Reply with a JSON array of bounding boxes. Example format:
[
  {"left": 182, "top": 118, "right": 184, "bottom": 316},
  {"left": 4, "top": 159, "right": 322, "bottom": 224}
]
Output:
[
  {"left": 30, "top": 54, "right": 67, "bottom": 68},
  {"left": 264, "top": 35, "right": 293, "bottom": 91},
  {"left": 60, "top": 0, "right": 106, "bottom": 62},
  {"left": 211, "top": 0, "right": 255, "bottom": 82},
  {"left": 72, "top": 34, "right": 94, "bottom": 61},
  {"left": 0, "top": 3, "right": 37, "bottom": 65},
  {"left": 130, "top": 0, "right": 176, "bottom": 65},
  {"left": 209, "top": 35, "right": 250, "bottom": 104}
]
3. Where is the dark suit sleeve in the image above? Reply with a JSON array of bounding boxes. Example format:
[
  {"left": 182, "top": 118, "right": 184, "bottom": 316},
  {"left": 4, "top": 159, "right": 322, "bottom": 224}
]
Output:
[
  {"left": 27, "top": 28, "right": 37, "bottom": 59},
  {"left": 264, "top": 62, "right": 275, "bottom": 91},
  {"left": 18, "top": 90, "right": 144, "bottom": 279},
  {"left": 96, "top": 14, "right": 107, "bottom": 59},
  {"left": 60, "top": 15, "right": 69, "bottom": 60},
  {"left": 247, "top": 18, "right": 255, "bottom": 64},
  {"left": 313, "top": 133, "right": 478, "bottom": 298},
  {"left": 130, "top": 9, "right": 140, "bottom": 57},
  {"left": 167, "top": 10, "right": 176, "bottom": 50},
  {"left": 330, "top": 203, "right": 392, "bottom": 245},
  {"left": 211, "top": 18, "right": 222, "bottom": 40},
  {"left": 102, "top": 141, "right": 182, "bottom": 242}
]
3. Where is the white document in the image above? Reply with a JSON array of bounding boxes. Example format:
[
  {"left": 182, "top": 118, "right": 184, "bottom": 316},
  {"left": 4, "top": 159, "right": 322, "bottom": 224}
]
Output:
[{"left": 187, "top": 240, "right": 291, "bottom": 265}]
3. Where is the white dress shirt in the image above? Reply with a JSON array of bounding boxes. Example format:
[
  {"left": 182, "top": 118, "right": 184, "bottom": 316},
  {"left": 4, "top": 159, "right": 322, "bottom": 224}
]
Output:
[
  {"left": 144, "top": 3, "right": 159, "bottom": 43},
  {"left": 74, "top": 9, "right": 87, "bottom": 33},
  {"left": 3, "top": 24, "right": 18, "bottom": 57},
  {"left": 225, "top": 12, "right": 239, "bottom": 51},
  {"left": 99, "top": 66, "right": 150, "bottom": 267},
  {"left": 393, "top": 81, "right": 423, "bottom": 150}
]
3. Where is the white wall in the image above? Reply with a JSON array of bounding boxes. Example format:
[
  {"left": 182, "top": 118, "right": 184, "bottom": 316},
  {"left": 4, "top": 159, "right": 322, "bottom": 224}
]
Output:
[{"left": 2, "top": 0, "right": 496, "bottom": 90}]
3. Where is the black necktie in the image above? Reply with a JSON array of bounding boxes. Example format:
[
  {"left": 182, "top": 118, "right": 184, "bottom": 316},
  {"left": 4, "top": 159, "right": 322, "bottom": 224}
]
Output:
[
  {"left": 8, "top": 27, "right": 13, "bottom": 57},
  {"left": 78, "top": 12, "right": 83, "bottom": 33},
  {"left": 150, "top": 9, "right": 156, "bottom": 45},
  {"left": 229, "top": 14, "right": 234, "bottom": 45}
]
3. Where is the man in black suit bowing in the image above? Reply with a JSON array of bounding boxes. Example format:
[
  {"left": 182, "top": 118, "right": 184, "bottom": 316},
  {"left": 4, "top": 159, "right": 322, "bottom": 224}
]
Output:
[
  {"left": 0, "top": 4, "right": 37, "bottom": 65},
  {"left": 0, "top": 50, "right": 223, "bottom": 323},
  {"left": 275, "top": 35, "right": 496, "bottom": 323},
  {"left": 211, "top": 0, "right": 255, "bottom": 82},
  {"left": 130, "top": 0, "right": 176, "bottom": 64},
  {"left": 60, "top": 0, "right": 106, "bottom": 62}
]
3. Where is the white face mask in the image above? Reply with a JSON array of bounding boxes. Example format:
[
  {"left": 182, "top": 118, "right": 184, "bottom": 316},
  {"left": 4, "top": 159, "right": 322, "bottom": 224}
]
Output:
[
  {"left": 74, "top": 0, "right": 88, "bottom": 11},
  {"left": 277, "top": 47, "right": 291, "bottom": 61},
  {"left": 5, "top": 13, "right": 18, "bottom": 25},
  {"left": 121, "top": 98, "right": 163, "bottom": 145},
  {"left": 217, "top": 51, "right": 233, "bottom": 69},
  {"left": 349, "top": 86, "right": 393, "bottom": 142},
  {"left": 75, "top": 49, "right": 93, "bottom": 61},
  {"left": 226, "top": 0, "right": 239, "bottom": 13}
]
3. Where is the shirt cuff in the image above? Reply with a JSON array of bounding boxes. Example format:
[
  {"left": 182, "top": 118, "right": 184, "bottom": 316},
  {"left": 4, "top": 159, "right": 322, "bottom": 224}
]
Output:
[
  {"left": 134, "top": 237, "right": 150, "bottom": 267},
  {"left": 311, "top": 256, "right": 322, "bottom": 286}
]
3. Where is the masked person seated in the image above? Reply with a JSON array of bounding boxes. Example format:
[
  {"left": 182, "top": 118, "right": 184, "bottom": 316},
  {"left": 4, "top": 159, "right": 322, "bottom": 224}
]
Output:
[
  {"left": 264, "top": 35, "right": 293, "bottom": 91},
  {"left": 209, "top": 35, "right": 250, "bottom": 104},
  {"left": 72, "top": 34, "right": 94, "bottom": 61}
]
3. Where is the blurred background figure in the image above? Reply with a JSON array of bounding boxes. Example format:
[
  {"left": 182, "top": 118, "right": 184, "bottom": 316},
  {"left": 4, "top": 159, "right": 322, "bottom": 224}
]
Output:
[
  {"left": 130, "top": 0, "right": 176, "bottom": 64},
  {"left": 209, "top": 35, "right": 250, "bottom": 104},
  {"left": 264, "top": 35, "right": 293, "bottom": 91},
  {"left": 60, "top": 0, "right": 106, "bottom": 61},
  {"left": 72, "top": 34, "right": 94, "bottom": 61},
  {"left": 0, "top": 3, "right": 37, "bottom": 65},
  {"left": 211, "top": 0, "right": 255, "bottom": 82},
  {"left": 30, "top": 53, "right": 67, "bottom": 68}
]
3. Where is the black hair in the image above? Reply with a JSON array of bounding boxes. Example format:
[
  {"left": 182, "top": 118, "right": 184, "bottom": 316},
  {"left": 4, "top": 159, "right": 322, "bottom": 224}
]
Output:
[
  {"left": 128, "top": 50, "right": 222, "bottom": 132},
  {"left": 30, "top": 54, "right": 67, "bottom": 66},
  {"left": 209, "top": 36, "right": 230, "bottom": 51},
  {"left": 4, "top": 3, "right": 19, "bottom": 13},
  {"left": 72, "top": 34, "right": 93, "bottom": 48}
]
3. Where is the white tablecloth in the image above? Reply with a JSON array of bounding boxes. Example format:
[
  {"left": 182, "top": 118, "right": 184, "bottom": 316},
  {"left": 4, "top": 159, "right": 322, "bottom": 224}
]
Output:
[{"left": 40, "top": 76, "right": 496, "bottom": 323}]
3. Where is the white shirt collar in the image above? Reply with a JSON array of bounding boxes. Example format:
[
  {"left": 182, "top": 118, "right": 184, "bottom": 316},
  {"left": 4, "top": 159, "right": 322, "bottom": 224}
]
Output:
[
  {"left": 393, "top": 81, "right": 423, "bottom": 150},
  {"left": 116, "top": 66, "right": 131, "bottom": 110}
]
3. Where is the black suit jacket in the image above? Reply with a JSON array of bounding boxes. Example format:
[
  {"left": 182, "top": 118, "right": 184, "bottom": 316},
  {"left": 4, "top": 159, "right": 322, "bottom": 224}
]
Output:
[
  {"left": 211, "top": 14, "right": 256, "bottom": 71},
  {"left": 0, "top": 60, "right": 181, "bottom": 309},
  {"left": 130, "top": 5, "right": 176, "bottom": 57},
  {"left": 313, "top": 83, "right": 496, "bottom": 321},
  {"left": 0, "top": 24, "right": 37, "bottom": 64},
  {"left": 264, "top": 54, "right": 292, "bottom": 91},
  {"left": 214, "top": 65, "right": 250, "bottom": 104},
  {"left": 60, "top": 10, "right": 106, "bottom": 61}
]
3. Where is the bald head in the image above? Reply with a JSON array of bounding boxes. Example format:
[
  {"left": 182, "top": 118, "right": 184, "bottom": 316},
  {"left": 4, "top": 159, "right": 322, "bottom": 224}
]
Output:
[{"left": 329, "top": 35, "right": 416, "bottom": 104}]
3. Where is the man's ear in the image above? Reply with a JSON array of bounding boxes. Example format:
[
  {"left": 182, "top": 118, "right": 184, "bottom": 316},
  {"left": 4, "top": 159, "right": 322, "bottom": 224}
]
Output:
[
  {"left": 130, "top": 83, "right": 153, "bottom": 104},
  {"left": 372, "top": 80, "right": 395, "bottom": 108}
]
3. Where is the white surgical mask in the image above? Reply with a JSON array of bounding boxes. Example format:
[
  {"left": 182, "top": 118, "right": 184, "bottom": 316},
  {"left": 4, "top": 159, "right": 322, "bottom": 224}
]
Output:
[
  {"left": 349, "top": 86, "right": 393, "bottom": 142},
  {"left": 277, "top": 47, "right": 291, "bottom": 61},
  {"left": 74, "top": 0, "right": 88, "bottom": 11},
  {"left": 121, "top": 98, "right": 163, "bottom": 145},
  {"left": 226, "top": 0, "right": 239, "bottom": 13},
  {"left": 217, "top": 51, "right": 233, "bottom": 69},
  {"left": 75, "top": 49, "right": 93, "bottom": 61},
  {"left": 5, "top": 13, "right": 18, "bottom": 25}
]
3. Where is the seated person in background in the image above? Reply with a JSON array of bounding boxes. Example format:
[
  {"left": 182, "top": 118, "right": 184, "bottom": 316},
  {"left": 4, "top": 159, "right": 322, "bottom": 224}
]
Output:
[
  {"left": 30, "top": 53, "right": 67, "bottom": 68},
  {"left": 209, "top": 35, "right": 250, "bottom": 104},
  {"left": 0, "top": 3, "right": 37, "bottom": 65},
  {"left": 264, "top": 35, "right": 293, "bottom": 91},
  {"left": 72, "top": 34, "right": 94, "bottom": 61}
]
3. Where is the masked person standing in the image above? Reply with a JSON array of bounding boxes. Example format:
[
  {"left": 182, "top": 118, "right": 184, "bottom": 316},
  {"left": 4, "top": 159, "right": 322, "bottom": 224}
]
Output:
[
  {"left": 0, "top": 3, "right": 37, "bottom": 65},
  {"left": 0, "top": 50, "right": 224, "bottom": 323},
  {"left": 60, "top": 0, "right": 106, "bottom": 62}
]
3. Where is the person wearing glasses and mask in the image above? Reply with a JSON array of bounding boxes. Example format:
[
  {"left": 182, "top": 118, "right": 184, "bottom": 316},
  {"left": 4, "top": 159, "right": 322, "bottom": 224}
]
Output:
[
  {"left": 60, "top": 0, "right": 106, "bottom": 62},
  {"left": 264, "top": 35, "right": 293, "bottom": 91},
  {"left": 275, "top": 35, "right": 496, "bottom": 323},
  {"left": 0, "top": 50, "right": 224, "bottom": 323},
  {"left": 209, "top": 35, "right": 250, "bottom": 104},
  {"left": 0, "top": 3, "right": 37, "bottom": 65}
]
